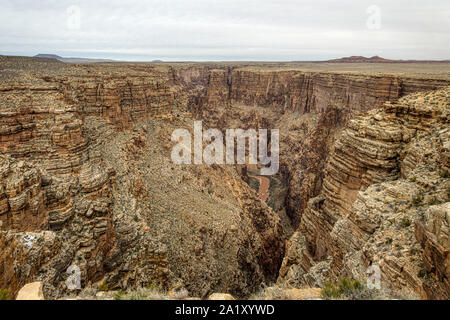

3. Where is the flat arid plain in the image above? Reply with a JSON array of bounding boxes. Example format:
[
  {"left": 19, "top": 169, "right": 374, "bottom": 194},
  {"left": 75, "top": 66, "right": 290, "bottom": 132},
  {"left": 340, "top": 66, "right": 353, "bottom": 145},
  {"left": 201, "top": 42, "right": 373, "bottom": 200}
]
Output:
[{"left": 0, "top": 55, "right": 449, "bottom": 300}]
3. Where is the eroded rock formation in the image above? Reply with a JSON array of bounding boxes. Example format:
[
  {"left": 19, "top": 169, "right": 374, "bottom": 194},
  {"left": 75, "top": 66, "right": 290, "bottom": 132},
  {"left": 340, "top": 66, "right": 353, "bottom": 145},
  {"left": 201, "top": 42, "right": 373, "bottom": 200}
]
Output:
[
  {"left": 0, "top": 57, "right": 285, "bottom": 299},
  {"left": 0, "top": 56, "right": 448, "bottom": 299},
  {"left": 188, "top": 67, "right": 449, "bottom": 226},
  {"left": 278, "top": 88, "right": 449, "bottom": 299}
]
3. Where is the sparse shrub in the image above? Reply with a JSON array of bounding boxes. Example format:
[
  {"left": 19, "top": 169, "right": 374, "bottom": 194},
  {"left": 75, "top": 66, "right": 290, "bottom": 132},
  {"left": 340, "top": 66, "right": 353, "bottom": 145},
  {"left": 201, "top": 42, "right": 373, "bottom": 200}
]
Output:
[
  {"left": 146, "top": 283, "right": 159, "bottom": 291},
  {"left": 386, "top": 237, "right": 393, "bottom": 245},
  {"left": 399, "top": 217, "right": 411, "bottom": 228},
  {"left": 256, "top": 286, "right": 285, "bottom": 300},
  {"left": 109, "top": 286, "right": 172, "bottom": 300},
  {"left": 78, "top": 287, "right": 97, "bottom": 298},
  {"left": 338, "top": 278, "right": 362, "bottom": 295},
  {"left": 0, "top": 289, "right": 10, "bottom": 300},
  {"left": 321, "top": 278, "right": 364, "bottom": 300},
  {"left": 417, "top": 269, "right": 431, "bottom": 279},
  {"left": 321, "top": 281, "right": 341, "bottom": 299},
  {"left": 439, "top": 170, "right": 449, "bottom": 179},
  {"left": 98, "top": 281, "right": 108, "bottom": 292},
  {"left": 428, "top": 198, "right": 437, "bottom": 206},
  {"left": 412, "top": 194, "right": 423, "bottom": 207},
  {"left": 123, "top": 287, "right": 168, "bottom": 300}
]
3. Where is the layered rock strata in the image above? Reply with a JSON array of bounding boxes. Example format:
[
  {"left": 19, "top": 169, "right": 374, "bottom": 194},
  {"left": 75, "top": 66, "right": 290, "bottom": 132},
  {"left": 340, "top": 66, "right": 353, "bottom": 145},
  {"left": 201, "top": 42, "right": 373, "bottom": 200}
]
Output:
[
  {"left": 0, "top": 57, "right": 285, "bottom": 299},
  {"left": 278, "top": 88, "right": 450, "bottom": 299},
  {"left": 188, "top": 68, "right": 450, "bottom": 225}
]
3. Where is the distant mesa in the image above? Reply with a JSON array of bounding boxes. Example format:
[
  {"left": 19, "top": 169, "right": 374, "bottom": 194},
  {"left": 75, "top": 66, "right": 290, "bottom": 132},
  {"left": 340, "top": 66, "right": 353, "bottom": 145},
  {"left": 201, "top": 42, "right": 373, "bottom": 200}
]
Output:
[
  {"left": 34, "top": 54, "right": 64, "bottom": 60},
  {"left": 327, "top": 55, "right": 391, "bottom": 63},
  {"left": 32, "top": 54, "right": 449, "bottom": 64},
  {"left": 326, "top": 55, "right": 450, "bottom": 63},
  {"left": 34, "top": 53, "right": 116, "bottom": 63},
  {"left": 33, "top": 54, "right": 166, "bottom": 63}
]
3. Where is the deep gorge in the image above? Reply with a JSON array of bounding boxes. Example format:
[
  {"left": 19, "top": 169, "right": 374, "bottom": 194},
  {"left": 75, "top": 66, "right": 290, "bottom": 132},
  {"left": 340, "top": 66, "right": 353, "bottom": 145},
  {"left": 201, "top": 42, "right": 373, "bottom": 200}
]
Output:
[{"left": 0, "top": 56, "right": 449, "bottom": 299}]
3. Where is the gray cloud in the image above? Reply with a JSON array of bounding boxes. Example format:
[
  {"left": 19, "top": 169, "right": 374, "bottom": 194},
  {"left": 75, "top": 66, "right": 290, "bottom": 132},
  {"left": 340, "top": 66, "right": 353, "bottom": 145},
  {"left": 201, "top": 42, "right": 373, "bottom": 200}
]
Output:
[{"left": 0, "top": 0, "right": 449, "bottom": 60}]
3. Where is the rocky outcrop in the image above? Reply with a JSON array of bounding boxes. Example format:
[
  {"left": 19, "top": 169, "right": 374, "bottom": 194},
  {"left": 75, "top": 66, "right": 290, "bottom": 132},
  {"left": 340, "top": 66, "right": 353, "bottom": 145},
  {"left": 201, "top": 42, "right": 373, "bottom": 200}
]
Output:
[
  {"left": 0, "top": 156, "right": 47, "bottom": 231},
  {"left": 415, "top": 203, "right": 449, "bottom": 299},
  {"left": 279, "top": 87, "right": 450, "bottom": 299}
]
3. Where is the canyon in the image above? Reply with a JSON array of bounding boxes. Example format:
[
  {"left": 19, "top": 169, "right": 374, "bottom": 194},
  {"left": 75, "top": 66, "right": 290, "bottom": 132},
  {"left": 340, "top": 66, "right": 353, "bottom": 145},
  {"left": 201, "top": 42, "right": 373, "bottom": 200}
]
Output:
[{"left": 0, "top": 55, "right": 449, "bottom": 299}]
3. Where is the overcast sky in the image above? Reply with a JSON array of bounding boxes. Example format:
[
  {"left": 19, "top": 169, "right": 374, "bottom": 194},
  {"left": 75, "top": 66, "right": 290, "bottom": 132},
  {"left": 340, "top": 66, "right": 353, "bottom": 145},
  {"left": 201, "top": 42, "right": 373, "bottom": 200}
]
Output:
[{"left": 1, "top": 0, "right": 449, "bottom": 61}]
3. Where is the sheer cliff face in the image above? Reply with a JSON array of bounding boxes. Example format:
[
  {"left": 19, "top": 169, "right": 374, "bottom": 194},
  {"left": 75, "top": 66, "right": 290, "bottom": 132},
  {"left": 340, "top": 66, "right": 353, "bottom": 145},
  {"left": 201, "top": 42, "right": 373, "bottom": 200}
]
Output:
[
  {"left": 183, "top": 67, "right": 449, "bottom": 299},
  {"left": 278, "top": 88, "right": 450, "bottom": 299}
]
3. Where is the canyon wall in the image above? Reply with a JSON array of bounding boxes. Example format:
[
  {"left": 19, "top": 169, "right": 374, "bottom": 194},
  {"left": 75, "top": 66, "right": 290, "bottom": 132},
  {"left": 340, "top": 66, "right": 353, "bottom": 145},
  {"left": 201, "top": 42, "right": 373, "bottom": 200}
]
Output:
[
  {"left": 278, "top": 88, "right": 449, "bottom": 299},
  {"left": 0, "top": 56, "right": 448, "bottom": 299},
  {"left": 189, "top": 67, "right": 450, "bottom": 225},
  {"left": 0, "top": 58, "right": 285, "bottom": 298},
  {"left": 183, "top": 66, "right": 449, "bottom": 299},
  {"left": 194, "top": 68, "right": 450, "bottom": 116}
]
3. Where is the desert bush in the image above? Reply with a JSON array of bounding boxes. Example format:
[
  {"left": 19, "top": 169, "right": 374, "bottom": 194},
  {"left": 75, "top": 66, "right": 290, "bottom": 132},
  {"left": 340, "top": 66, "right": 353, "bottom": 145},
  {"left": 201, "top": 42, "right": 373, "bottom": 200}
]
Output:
[
  {"left": 439, "top": 170, "right": 449, "bottom": 179},
  {"left": 321, "top": 281, "right": 341, "bottom": 299},
  {"left": 321, "top": 277, "right": 419, "bottom": 300},
  {"left": 321, "top": 278, "right": 365, "bottom": 299},
  {"left": 0, "top": 289, "right": 10, "bottom": 300},
  {"left": 98, "top": 281, "right": 108, "bottom": 292}
]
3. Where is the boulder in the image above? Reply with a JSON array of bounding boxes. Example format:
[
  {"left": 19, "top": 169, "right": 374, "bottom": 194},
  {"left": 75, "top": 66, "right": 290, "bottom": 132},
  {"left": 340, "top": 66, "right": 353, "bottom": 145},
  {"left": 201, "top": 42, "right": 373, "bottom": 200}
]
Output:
[
  {"left": 208, "top": 293, "right": 235, "bottom": 300},
  {"left": 16, "top": 282, "right": 45, "bottom": 300}
]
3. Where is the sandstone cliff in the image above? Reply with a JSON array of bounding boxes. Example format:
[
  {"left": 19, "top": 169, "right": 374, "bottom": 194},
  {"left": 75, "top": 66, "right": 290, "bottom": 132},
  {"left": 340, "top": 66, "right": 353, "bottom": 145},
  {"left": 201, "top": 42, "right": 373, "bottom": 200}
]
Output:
[
  {"left": 0, "top": 57, "right": 285, "bottom": 299},
  {"left": 278, "top": 88, "right": 449, "bottom": 299},
  {"left": 182, "top": 65, "right": 449, "bottom": 299},
  {"left": 188, "top": 67, "right": 449, "bottom": 226}
]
